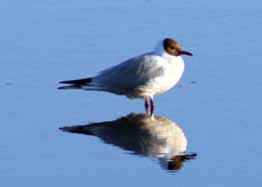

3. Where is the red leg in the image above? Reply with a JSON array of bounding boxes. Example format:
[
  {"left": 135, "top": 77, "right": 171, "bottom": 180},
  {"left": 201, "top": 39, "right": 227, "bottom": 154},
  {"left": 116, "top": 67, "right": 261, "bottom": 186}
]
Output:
[
  {"left": 149, "top": 97, "right": 155, "bottom": 115},
  {"left": 144, "top": 98, "right": 149, "bottom": 114}
]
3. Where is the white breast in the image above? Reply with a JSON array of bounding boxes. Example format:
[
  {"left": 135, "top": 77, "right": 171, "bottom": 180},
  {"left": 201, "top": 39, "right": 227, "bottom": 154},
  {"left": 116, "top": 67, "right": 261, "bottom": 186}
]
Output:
[{"left": 141, "top": 55, "right": 185, "bottom": 97}]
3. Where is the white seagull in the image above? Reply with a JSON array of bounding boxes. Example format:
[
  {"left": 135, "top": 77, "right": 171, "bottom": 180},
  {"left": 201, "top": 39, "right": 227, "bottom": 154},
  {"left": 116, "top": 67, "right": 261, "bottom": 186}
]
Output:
[{"left": 58, "top": 38, "right": 192, "bottom": 114}]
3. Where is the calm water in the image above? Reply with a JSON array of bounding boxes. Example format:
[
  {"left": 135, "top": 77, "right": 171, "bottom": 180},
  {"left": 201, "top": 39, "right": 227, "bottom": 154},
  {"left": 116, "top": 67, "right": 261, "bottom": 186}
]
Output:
[{"left": 1, "top": 0, "right": 262, "bottom": 186}]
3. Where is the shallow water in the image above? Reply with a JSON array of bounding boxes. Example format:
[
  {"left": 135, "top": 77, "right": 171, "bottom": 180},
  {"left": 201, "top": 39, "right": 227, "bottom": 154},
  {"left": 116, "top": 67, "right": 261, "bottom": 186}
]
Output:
[{"left": 1, "top": 0, "right": 262, "bottom": 186}]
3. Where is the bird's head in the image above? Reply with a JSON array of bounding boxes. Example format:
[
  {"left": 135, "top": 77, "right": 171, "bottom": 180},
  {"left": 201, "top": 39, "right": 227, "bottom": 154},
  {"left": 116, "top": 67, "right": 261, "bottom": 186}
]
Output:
[{"left": 163, "top": 38, "right": 193, "bottom": 57}]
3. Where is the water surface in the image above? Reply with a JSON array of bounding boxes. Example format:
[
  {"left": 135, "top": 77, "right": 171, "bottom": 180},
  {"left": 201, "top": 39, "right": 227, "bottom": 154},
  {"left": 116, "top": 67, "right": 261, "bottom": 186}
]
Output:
[{"left": 1, "top": 0, "right": 262, "bottom": 186}]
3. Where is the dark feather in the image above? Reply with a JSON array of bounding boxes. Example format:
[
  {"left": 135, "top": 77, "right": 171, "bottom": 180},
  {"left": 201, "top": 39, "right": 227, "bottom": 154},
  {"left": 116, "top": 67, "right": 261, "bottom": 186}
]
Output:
[
  {"left": 59, "top": 78, "right": 92, "bottom": 85},
  {"left": 57, "top": 85, "right": 82, "bottom": 89},
  {"left": 59, "top": 125, "right": 94, "bottom": 135}
]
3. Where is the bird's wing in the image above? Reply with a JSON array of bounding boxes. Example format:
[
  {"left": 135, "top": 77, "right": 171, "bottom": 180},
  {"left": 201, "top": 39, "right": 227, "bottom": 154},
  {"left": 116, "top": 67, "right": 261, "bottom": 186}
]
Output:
[{"left": 93, "top": 53, "right": 165, "bottom": 90}]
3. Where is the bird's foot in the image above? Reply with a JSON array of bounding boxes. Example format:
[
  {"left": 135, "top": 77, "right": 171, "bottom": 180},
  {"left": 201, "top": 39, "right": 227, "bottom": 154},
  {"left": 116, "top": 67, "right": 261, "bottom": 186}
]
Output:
[
  {"left": 145, "top": 98, "right": 150, "bottom": 114},
  {"left": 149, "top": 97, "right": 155, "bottom": 115}
]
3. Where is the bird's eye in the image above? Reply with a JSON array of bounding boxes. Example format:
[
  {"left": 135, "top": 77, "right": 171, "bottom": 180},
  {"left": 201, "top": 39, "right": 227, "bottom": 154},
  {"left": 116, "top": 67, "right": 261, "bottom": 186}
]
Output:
[{"left": 170, "top": 46, "right": 175, "bottom": 50}]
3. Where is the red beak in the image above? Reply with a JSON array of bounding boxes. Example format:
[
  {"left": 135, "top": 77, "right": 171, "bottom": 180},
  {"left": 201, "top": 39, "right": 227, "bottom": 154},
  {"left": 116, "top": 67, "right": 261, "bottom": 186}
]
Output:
[{"left": 180, "top": 50, "right": 193, "bottom": 56}]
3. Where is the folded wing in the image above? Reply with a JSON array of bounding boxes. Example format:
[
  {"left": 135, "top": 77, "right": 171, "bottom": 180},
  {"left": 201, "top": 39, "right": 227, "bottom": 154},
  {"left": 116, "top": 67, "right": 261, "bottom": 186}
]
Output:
[{"left": 93, "top": 54, "right": 165, "bottom": 90}]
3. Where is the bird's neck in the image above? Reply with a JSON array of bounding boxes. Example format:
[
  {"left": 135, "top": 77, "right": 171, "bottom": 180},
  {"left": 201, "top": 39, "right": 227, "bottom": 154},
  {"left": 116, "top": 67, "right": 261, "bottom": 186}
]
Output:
[
  {"left": 161, "top": 51, "right": 183, "bottom": 64},
  {"left": 153, "top": 47, "right": 183, "bottom": 64}
]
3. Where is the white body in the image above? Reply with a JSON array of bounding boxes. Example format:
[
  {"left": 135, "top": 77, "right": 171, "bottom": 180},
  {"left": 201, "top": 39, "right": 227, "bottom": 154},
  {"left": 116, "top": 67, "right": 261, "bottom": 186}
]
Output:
[
  {"left": 86, "top": 50, "right": 185, "bottom": 99},
  {"left": 65, "top": 113, "right": 187, "bottom": 160}
]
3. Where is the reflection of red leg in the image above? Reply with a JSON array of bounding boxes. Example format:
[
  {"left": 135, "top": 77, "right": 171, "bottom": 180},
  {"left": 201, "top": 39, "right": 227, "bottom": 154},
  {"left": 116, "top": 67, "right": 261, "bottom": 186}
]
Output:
[
  {"left": 149, "top": 97, "right": 155, "bottom": 115},
  {"left": 144, "top": 98, "right": 149, "bottom": 114}
]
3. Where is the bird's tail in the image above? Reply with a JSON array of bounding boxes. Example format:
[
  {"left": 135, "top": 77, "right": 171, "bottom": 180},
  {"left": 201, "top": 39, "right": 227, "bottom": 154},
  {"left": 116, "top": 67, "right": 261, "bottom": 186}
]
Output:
[
  {"left": 58, "top": 77, "right": 105, "bottom": 90},
  {"left": 57, "top": 85, "right": 82, "bottom": 90},
  {"left": 58, "top": 84, "right": 106, "bottom": 91},
  {"left": 59, "top": 125, "right": 94, "bottom": 135}
]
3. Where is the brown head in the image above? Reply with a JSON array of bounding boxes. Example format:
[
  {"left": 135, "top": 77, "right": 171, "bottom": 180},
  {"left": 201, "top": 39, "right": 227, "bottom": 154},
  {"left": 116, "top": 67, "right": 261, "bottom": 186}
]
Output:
[{"left": 163, "top": 38, "right": 193, "bottom": 57}]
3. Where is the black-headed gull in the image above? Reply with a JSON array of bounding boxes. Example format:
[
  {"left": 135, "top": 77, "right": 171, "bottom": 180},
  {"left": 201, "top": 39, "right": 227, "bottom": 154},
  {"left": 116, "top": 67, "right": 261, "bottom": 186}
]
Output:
[
  {"left": 60, "top": 113, "right": 197, "bottom": 171},
  {"left": 59, "top": 38, "right": 192, "bottom": 114}
]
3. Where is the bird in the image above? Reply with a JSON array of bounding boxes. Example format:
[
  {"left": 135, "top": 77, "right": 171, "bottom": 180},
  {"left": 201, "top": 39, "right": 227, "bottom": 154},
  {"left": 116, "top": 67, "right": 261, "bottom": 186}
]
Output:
[
  {"left": 58, "top": 38, "right": 193, "bottom": 114},
  {"left": 60, "top": 113, "right": 197, "bottom": 171}
]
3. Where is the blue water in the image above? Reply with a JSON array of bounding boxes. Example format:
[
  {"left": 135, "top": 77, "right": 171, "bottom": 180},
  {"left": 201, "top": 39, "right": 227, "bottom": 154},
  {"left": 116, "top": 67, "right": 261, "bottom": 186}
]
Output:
[{"left": 1, "top": 0, "right": 262, "bottom": 186}]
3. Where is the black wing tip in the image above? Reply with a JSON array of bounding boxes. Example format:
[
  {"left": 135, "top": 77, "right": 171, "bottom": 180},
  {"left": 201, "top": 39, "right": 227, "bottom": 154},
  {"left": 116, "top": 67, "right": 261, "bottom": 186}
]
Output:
[
  {"left": 59, "top": 126, "right": 94, "bottom": 135},
  {"left": 59, "top": 78, "right": 92, "bottom": 85},
  {"left": 59, "top": 80, "right": 69, "bottom": 84},
  {"left": 59, "top": 81, "right": 75, "bottom": 84}
]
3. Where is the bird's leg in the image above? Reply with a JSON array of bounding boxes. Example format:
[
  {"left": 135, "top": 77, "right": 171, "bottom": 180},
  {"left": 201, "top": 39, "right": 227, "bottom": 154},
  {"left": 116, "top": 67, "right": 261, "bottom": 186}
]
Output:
[
  {"left": 149, "top": 97, "right": 155, "bottom": 115},
  {"left": 144, "top": 98, "right": 150, "bottom": 114}
]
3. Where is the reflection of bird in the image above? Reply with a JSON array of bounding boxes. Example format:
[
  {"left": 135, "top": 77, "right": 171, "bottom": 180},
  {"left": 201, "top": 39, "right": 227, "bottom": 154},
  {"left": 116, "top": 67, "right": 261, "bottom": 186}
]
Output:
[
  {"left": 60, "top": 113, "right": 196, "bottom": 171},
  {"left": 58, "top": 38, "right": 192, "bottom": 114}
]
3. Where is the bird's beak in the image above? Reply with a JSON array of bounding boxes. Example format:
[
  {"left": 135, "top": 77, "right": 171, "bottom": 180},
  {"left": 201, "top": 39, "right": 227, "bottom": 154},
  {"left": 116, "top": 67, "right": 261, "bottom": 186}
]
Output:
[{"left": 180, "top": 50, "right": 193, "bottom": 56}]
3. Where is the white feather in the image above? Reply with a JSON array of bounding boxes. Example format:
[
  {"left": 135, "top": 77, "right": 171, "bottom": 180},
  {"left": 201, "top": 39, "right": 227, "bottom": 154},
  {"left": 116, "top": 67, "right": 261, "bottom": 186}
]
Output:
[{"left": 83, "top": 46, "right": 185, "bottom": 99}]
